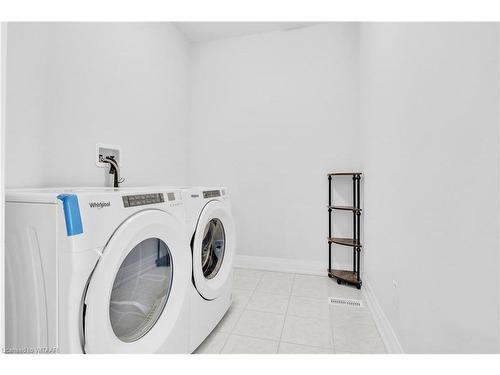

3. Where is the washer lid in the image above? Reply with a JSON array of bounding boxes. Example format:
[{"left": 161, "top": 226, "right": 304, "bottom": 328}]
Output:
[
  {"left": 83, "top": 209, "right": 190, "bottom": 353},
  {"left": 192, "top": 200, "right": 235, "bottom": 300}
]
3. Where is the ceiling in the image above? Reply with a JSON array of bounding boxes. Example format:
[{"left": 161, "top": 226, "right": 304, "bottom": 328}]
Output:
[{"left": 174, "top": 22, "right": 320, "bottom": 43}]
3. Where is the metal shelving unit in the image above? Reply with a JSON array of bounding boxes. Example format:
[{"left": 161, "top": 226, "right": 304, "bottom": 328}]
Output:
[{"left": 327, "top": 172, "right": 362, "bottom": 289}]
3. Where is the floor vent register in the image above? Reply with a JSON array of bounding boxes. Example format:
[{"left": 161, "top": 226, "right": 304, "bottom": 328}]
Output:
[{"left": 328, "top": 297, "right": 363, "bottom": 307}]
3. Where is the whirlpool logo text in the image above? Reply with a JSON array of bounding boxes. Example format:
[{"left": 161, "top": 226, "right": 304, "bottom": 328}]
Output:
[{"left": 89, "top": 201, "right": 111, "bottom": 209}]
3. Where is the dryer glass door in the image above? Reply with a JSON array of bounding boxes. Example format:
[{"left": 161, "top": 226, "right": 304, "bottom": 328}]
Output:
[
  {"left": 83, "top": 210, "right": 189, "bottom": 353},
  {"left": 201, "top": 218, "right": 225, "bottom": 280},
  {"left": 192, "top": 200, "right": 235, "bottom": 300}
]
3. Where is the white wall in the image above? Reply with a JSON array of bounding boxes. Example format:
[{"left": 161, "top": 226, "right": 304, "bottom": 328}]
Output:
[
  {"left": 360, "top": 23, "right": 499, "bottom": 353},
  {"left": 188, "top": 23, "right": 361, "bottom": 272},
  {"left": 5, "top": 22, "right": 500, "bottom": 353},
  {"left": 5, "top": 23, "right": 190, "bottom": 188},
  {"left": 1, "top": 22, "right": 7, "bottom": 351}
]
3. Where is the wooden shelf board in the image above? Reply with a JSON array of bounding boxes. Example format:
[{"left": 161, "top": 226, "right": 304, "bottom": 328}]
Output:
[
  {"left": 327, "top": 172, "right": 362, "bottom": 176},
  {"left": 328, "top": 237, "right": 362, "bottom": 247},
  {"left": 328, "top": 205, "right": 362, "bottom": 212},
  {"left": 328, "top": 269, "right": 361, "bottom": 285}
]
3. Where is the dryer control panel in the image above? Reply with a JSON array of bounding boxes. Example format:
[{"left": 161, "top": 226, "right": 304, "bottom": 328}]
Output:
[
  {"left": 203, "top": 190, "right": 221, "bottom": 199},
  {"left": 122, "top": 192, "right": 173, "bottom": 207}
]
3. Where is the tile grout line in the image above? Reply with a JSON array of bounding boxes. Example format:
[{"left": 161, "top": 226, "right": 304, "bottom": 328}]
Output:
[
  {"left": 228, "top": 332, "right": 333, "bottom": 351},
  {"left": 230, "top": 333, "right": 281, "bottom": 343},
  {"left": 287, "top": 274, "right": 335, "bottom": 352},
  {"left": 327, "top": 280, "right": 368, "bottom": 353},
  {"left": 326, "top": 277, "right": 334, "bottom": 353},
  {"left": 276, "top": 272, "right": 296, "bottom": 353},
  {"left": 328, "top": 286, "right": 336, "bottom": 353},
  {"left": 249, "top": 271, "right": 291, "bottom": 354},
  {"left": 279, "top": 339, "right": 335, "bottom": 351},
  {"left": 216, "top": 332, "right": 231, "bottom": 353},
  {"left": 219, "top": 270, "right": 264, "bottom": 353}
]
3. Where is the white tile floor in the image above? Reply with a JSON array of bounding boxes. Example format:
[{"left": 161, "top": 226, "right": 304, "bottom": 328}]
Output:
[{"left": 194, "top": 268, "right": 386, "bottom": 354}]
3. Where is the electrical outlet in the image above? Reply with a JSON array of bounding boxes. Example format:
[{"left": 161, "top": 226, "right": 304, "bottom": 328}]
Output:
[{"left": 96, "top": 143, "right": 121, "bottom": 168}]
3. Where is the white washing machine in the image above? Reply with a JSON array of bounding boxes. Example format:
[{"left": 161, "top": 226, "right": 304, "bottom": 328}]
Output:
[
  {"left": 180, "top": 186, "right": 236, "bottom": 352},
  {"left": 5, "top": 187, "right": 191, "bottom": 354}
]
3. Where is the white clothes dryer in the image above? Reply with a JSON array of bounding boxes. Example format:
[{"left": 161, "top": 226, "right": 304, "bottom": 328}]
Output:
[{"left": 180, "top": 186, "right": 235, "bottom": 352}]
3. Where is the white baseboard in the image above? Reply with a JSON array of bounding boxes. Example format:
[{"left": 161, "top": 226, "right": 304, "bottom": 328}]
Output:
[
  {"left": 362, "top": 276, "right": 404, "bottom": 354},
  {"left": 235, "top": 254, "right": 341, "bottom": 276}
]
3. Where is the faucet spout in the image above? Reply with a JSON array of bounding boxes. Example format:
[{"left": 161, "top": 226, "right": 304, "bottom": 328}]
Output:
[{"left": 101, "top": 156, "right": 124, "bottom": 188}]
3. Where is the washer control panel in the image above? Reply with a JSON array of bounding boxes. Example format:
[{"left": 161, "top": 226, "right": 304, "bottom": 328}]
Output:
[
  {"left": 203, "top": 190, "right": 221, "bottom": 199},
  {"left": 122, "top": 192, "right": 173, "bottom": 207}
]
